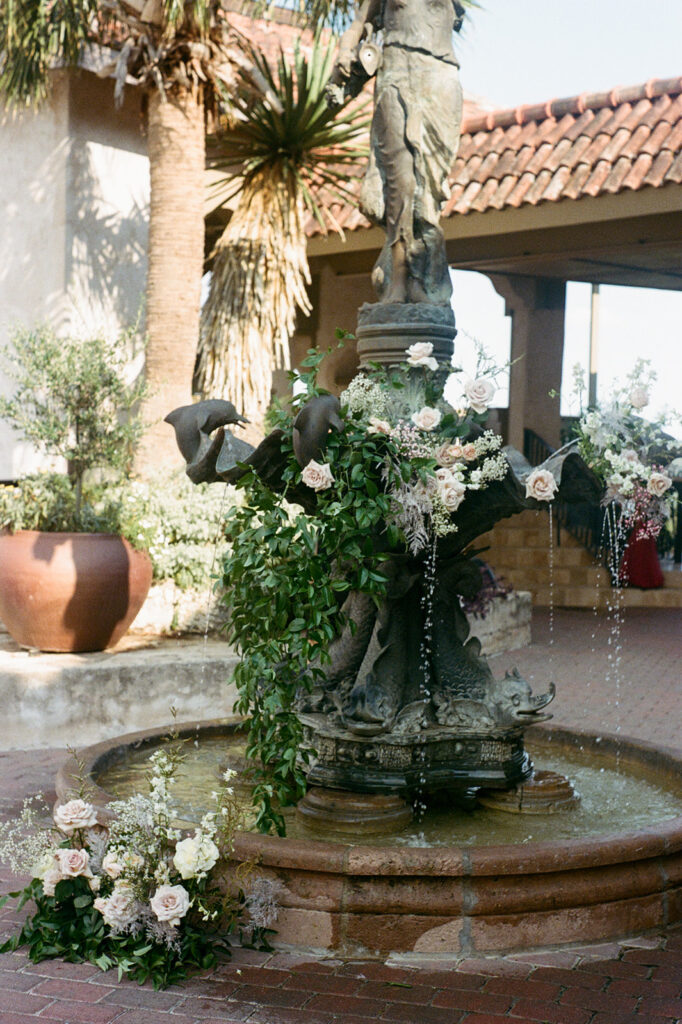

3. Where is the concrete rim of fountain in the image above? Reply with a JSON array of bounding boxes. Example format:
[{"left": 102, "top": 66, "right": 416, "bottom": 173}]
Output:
[{"left": 58, "top": 719, "right": 682, "bottom": 958}]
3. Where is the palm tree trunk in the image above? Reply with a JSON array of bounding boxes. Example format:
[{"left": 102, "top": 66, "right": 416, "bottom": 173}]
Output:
[{"left": 135, "top": 87, "right": 205, "bottom": 476}]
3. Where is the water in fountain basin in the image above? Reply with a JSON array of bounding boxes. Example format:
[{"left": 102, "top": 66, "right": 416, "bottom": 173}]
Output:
[{"left": 97, "top": 731, "right": 682, "bottom": 848}]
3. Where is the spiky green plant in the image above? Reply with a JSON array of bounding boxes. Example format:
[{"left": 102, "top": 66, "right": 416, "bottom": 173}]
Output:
[{"left": 197, "top": 30, "right": 369, "bottom": 429}]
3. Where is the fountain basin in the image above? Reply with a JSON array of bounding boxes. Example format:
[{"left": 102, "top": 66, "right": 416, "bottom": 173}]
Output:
[{"left": 58, "top": 720, "right": 682, "bottom": 957}]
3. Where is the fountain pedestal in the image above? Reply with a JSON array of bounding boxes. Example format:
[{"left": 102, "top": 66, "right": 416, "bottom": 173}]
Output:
[{"left": 355, "top": 301, "right": 456, "bottom": 367}]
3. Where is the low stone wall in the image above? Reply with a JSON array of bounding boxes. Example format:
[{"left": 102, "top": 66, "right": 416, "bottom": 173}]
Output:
[
  {"left": 0, "top": 635, "right": 238, "bottom": 750},
  {"left": 466, "top": 591, "right": 532, "bottom": 656}
]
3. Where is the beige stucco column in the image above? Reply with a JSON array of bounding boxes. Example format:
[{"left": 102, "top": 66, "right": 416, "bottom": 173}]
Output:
[
  {"left": 488, "top": 274, "right": 566, "bottom": 451},
  {"left": 290, "top": 264, "right": 376, "bottom": 394}
]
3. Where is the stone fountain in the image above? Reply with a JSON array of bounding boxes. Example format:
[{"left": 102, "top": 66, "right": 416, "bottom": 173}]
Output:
[
  {"left": 57, "top": 2, "right": 682, "bottom": 956},
  {"left": 164, "top": 0, "right": 599, "bottom": 833}
]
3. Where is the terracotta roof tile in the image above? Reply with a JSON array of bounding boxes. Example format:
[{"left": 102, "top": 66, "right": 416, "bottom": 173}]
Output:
[
  {"left": 643, "top": 149, "right": 676, "bottom": 187},
  {"left": 618, "top": 123, "right": 652, "bottom": 160},
  {"left": 602, "top": 155, "right": 633, "bottom": 193},
  {"left": 489, "top": 174, "right": 520, "bottom": 209},
  {"left": 580, "top": 105, "right": 617, "bottom": 139},
  {"left": 524, "top": 140, "right": 555, "bottom": 175},
  {"left": 622, "top": 152, "right": 654, "bottom": 189},
  {"left": 509, "top": 144, "right": 536, "bottom": 176},
  {"left": 526, "top": 168, "right": 554, "bottom": 204},
  {"left": 600, "top": 125, "right": 632, "bottom": 163},
  {"left": 306, "top": 74, "right": 682, "bottom": 236},
  {"left": 562, "top": 163, "right": 592, "bottom": 200},
  {"left": 665, "top": 149, "right": 682, "bottom": 184},
  {"left": 665, "top": 119, "right": 682, "bottom": 154},
  {"left": 541, "top": 165, "right": 573, "bottom": 203},
  {"left": 641, "top": 120, "right": 675, "bottom": 156},
  {"left": 470, "top": 177, "right": 499, "bottom": 212},
  {"left": 581, "top": 159, "right": 613, "bottom": 197},
  {"left": 505, "top": 171, "right": 536, "bottom": 207}
]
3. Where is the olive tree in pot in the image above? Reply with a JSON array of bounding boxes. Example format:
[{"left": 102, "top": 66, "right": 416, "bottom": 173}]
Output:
[{"left": 0, "top": 325, "right": 153, "bottom": 652}]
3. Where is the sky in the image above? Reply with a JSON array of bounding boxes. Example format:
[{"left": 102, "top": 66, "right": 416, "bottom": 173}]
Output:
[{"left": 446, "top": 0, "right": 682, "bottom": 434}]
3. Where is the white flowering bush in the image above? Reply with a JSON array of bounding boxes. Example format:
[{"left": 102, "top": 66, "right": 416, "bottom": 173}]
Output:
[
  {"left": 0, "top": 750, "right": 269, "bottom": 989},
  {"left": 573, "top": 361, "right": 679, "bottom": 547}
]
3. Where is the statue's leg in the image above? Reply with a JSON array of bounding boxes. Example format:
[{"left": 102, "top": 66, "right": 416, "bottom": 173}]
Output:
[{"left": 369, "top": 73, "right": 419, "bottom": 305}]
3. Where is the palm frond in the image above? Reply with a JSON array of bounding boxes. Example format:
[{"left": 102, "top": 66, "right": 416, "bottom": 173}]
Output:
[{"left": 197, "top": 29, "right": 368, "bottom": 428}]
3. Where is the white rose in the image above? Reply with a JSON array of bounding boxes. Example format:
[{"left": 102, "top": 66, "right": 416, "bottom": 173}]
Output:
[
  {"left": 53, "top": 799, "right": 98, "bottom": 834},
  {"left": 101, "top": 851, "right": 123, "bottom": 879},
  {"left": 620, "top": 449, "right": 640, "bottom": 465},
  {"left": 367, "top": 417, "right": 391, "bottom": 435},
  {"left": 405, "top": 342, "right": 438, "bottom": 370},
  {"left": 150, "top": 884, "right": 191, "bottom": 928},
  {"left": 32, "top": 851, "right": 57, "bottom": 881},
  {"left": 435, "top": 467, "right": 454, "bottom": 485},
  {"left": 95, "top": 885, "right": 138, "bottom": 928},
  {"left": 173, "top": 835, "right": 219, "bottom": 880},
  {"left": 411, "top": 406, "right": 441, "bottom": 431},
  {"left": 54, "top": 848, "right": 93, "bottom": 879},
  {"left": 647, "top": 471, "right": 672, "bottom": 497},
  {"left": 629, "top": 386, "right": 649, "bottom": 409},
  {"left": 525, "top": 468, "right": 558, "bottom": 502},
  {"left": 438, "top": 479, "right": 467, "bottom": 511},
  {"left": 301, "top": 460, "right": 334, "bottom": 491},
  {"left": 463, "top": 377, "right": 496, "bottom": 415}
]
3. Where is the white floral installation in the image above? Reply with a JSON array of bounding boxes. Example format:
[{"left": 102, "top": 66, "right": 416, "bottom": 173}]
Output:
[
  {"left": 0, "top": 747, "right": 279, "bottom": 988},
  {"left": 573, "top": 360, "right": 679, "bottom": 551}
]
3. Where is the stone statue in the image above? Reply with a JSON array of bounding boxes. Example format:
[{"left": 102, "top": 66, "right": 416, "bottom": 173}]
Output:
[{"left": 329, "top": 0, "right": 465, "bottom": 307}]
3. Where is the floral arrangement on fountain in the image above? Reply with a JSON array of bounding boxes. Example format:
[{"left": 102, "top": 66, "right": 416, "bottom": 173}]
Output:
[
  {"left": 0, "top": 746, "right": 276, "bottom": 989},
  {"left": 573, "top": 360, "right": 679, "bottom": 560},
  {"left": 221, "top": 339, "right": 563, "bottom": 834}
]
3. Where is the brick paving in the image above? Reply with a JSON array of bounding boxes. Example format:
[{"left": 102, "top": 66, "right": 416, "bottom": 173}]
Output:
[{"left": 1, "top": 606, "right": 681, "bottom": 1023}]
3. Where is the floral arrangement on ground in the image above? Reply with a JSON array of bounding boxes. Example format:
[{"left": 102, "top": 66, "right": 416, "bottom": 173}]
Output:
[{"left": 0, "top": 743, "right": 279, "bottom": 989}]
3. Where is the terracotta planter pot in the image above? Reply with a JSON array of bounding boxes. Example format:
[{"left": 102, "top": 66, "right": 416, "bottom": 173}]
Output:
[{"left": 0, "top": 531, "right": 153, "bottom": 653}]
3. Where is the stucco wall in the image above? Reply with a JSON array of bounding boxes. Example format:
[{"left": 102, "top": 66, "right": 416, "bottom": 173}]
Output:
[{"left": 0, "top": 71, "right": 149, "bottom": 480}]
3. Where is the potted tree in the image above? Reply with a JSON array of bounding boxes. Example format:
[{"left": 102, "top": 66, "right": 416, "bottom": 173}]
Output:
[{"left": 0, "top": 324, "right": 153, "bottom": 652}]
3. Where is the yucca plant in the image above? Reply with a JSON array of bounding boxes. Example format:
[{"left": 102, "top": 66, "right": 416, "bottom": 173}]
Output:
[{"left": 197, "top": 30, "right": 369, "bottom": 431}]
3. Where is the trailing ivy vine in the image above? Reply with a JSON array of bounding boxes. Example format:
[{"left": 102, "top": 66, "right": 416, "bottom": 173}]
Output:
[{"left": 222, "top": 349, "right": 395, "bottom": 835}]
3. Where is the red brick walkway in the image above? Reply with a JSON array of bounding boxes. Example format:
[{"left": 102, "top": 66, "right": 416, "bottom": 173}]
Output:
[{"left": 1, "top": 607, "right": 681, "bottom": 1023}]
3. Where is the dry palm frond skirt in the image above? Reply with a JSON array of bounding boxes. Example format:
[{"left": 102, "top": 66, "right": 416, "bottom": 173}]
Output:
[{"left": 197, "top": 171, "right": 311, "bottom": 428}]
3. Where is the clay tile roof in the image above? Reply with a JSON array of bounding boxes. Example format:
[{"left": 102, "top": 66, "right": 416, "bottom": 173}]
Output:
[{"left": 308, "top": 75, "right": 682, "bottom": 236}]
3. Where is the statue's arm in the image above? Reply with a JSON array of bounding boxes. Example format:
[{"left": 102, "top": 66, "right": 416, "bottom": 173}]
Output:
[{"left": 336, "top": 0, "right": 382, "bottom": 76}]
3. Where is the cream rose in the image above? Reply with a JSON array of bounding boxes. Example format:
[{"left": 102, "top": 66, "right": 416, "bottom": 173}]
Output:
[
  {"left": 438, "top": 479, "right": 467, "bottom": 511},
  {"left": 53, "top": 799, "right": 98, "bottom": 834},
  {"left": 435, "top": 441, "right": 464, "bottom": 467},
  {"left": 463, "top": 377, "right": 496, "bottom": 414},
  {"left": 411, "top": 406, "right": 441, "bottom": 431},
  {"left": 647, "top": 471, "right": 673, "bottom": 497},
  {"left": 95, "top": 885, "right": 138, "bottom": 929},
  {"left": 101, "top": 851, "right": 123, "bottom": 879},
  {"left": 525, "top": 468, "right": 558, "bottom": 502},
  {"left": 54, "top": 848, "right": 93, "bottom": 879},
  {"left": 301, "top": 460, "right": 334, "bottom": 491},
  {"left": 405, "top": 342, "right": 438, "bottom": 371},
  {"left": 462, "top": 443, "right": 477, "bottom": 461},
  {"left": 629, "top": 386, "right": 649, "bottom": 409},
  {"left": 150, "top": 884, "right": 191, "bottom": 928},
  {"left": 42, "top": 866, "right": 63, "bottom": 897},
  {"left": 367, "top": 417, "right": 392, "bottom": 435},
  {"left": 173, "top": 835, "right": 219, "bottom": 880}
]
